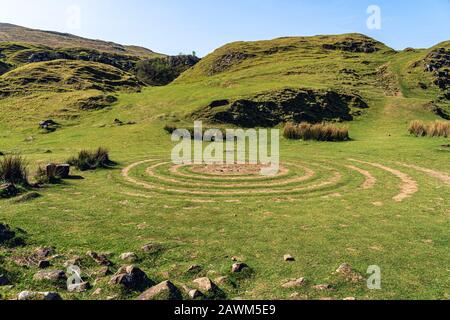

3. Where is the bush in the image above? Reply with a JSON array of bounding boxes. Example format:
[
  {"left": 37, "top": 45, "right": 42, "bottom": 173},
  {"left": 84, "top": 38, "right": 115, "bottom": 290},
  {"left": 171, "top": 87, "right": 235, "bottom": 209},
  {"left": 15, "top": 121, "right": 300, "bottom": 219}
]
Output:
[
  {"left": 68, "top": 148, "right": 114, "bottom": 171},
  {"left": 408, "top": 120, "right": 428, "bottom": 137},
  {"left": 409, "top": 120, "right": 450, "bottom": 138},
  {"left": 0, "top": 155, "right": 29, "bottom": 186},
  {"left": 283, "top": 122, "right": 350, "bottom": 141}
]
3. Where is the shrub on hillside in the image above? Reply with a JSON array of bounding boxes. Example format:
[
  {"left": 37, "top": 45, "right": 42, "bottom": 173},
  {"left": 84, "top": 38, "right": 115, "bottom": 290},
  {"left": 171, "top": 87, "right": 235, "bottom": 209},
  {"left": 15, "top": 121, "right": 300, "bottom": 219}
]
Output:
[
  {"left": 283, "top": 122, "right": 349, "bottom": 141},
  {"left": 68, "top": 148, "right": 115, "bottom": 171},
  {"left": 0, "top": 155, "right": 29, "bottom": 186},
  {"left": 409, "top": 120, "right": 450, "bottom": 138}
]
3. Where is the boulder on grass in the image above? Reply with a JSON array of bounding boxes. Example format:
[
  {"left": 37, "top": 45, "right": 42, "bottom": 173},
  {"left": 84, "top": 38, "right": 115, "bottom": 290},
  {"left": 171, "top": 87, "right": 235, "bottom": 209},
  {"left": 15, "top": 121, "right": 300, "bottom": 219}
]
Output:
[
  {"left": 0, "top": 223, "right": 16, "bottom": 244},
  {"left": 110, "top": 265, "right": 152, "bottom": 291},
  {"left": 33, "top": 270, "right": 67, "bottom": 283},
  {"left": 0, "top": 184, "right": 18, "bottom": 199},
  {"left": 137, "top": 281, "right": 182, "bottom": 300},
  {"left": 18, "top": 291, "right": 62, "bottom": 301}
]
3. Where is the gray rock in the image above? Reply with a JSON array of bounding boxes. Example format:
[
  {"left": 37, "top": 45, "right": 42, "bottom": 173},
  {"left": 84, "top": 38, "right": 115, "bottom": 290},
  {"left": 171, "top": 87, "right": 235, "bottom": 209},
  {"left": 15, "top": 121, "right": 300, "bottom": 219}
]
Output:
[
  {"left": 33, "top": 270, "right": 67, "bottom": 283},
  {"left": 18, "top": 291, "right": 62, "bottom": 301},
  {"left": 68, "top": 281, "right": 91, "bottom": 293},
  {"left": 284, "top": 254, "right": 295, "bottom": 262},
  {"left": 231, "top": 263, "right": 249, "bottom": 273},
  {"left": 189, "top": 289, "right": 204, "bottom": 299},
  {"left": 282, "top": 278, "right": 307, "bottom": 289},
  {"left": 34, "top": 247, "right": 55, "bottom": 259},
  {"left": 186, "top": 265, "right": 202, "bottom": 273},
  {"left": 87, "top": 251, "right": 112, "bottom": 266},
  {"left": 193, "top": 277, "right": 218, "bottom": 293},
  {"left": 110, "top": 265, "right": 151, "bottom": 291},
  {"left": 120, "top": 252, "right": 137, "bottom": 261},
  {"left": 38, "top": 260, "right": 51, "bottom": 269},
  {"left": 313, "top": 284, "right": 334, "bottom": 291},
  {"left": 137, "top": 281, "right": 182, "bottom": 300}
]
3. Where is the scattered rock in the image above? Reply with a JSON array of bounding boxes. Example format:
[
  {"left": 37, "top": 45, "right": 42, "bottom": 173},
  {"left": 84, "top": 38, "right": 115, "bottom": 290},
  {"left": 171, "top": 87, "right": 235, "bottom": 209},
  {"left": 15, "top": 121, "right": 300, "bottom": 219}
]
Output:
[
  {"left": 110, "top": 265, "right": 152, "bottom": 291},
  {"left": 39, "top": 120, "right": 60, "bottom": 132},
  {"left": 97, "top": 266, "right": 112, "bottom": 276},
  {"left": 284, "top": 254, "right": 295, "bottom": 262},
  {"left": 18, "top": 291, "right": 62, "bottom": 301},
  {"left": 141, "top": 243, "right": 164, "bottom": 254},
  {"left": 193, "top": 277, "right": 219, "bottom": 294},
  {"left": 137, "top": 281, "right": 182, "bottom": 300},
  {"left": 0, "top": 184, "right": 19, "bottom": 199},
  {"left": 38, "top": 260, "right": 51, "bottom": 269},
  {"left": 0, "top": 223, "right": 16, "bottom": 243},
  {"left": 215, "top": 276, "right": 233, "bottom": 287},
  {"left": 35, "top": 247, "right": 55, "bottom": 259},
  {"left": 313, "top": 284, "right": 334, "bottom": 291},
  {"left": 33, "top": 270, "right": 67, "bottom": 283},
  {"left": 336, "top": 263, "right": 353, "bottom": 275},
  {"left": 282, "top": 278, "right": 307, "bottom": 289},
  {"left": 68, "top": 281, "right": 91, "bottom": 293},
  {"left": 87, "top": 251, "right": 112, "bottom": 266},
  {"left": 344, "top": 297, "right": 356, "bottom": 301},
  {"left": 335, "top": 263, "right": 363, "bottom": 282},
  {"left": 64, "top": 256, "right": 82, "bottom": 268},
  {"left": 186, "top": 289, "right": 202, "bottom": 299},
  {"left": 290, "top": 292, "right": 308, "bottom": 300},
  {"left": 186, "top": 264, "right": 202, "bottom": 273},
  {"left": 120, "top": 252, "right": 138, "bottom": 262},
  {"left": 13, "top": 192, "right": 41, "bottom": 203},
  {"left": 231, "top": 263, "right": 249, "bottom": 273},
  {"left": 92, "top": 288, "right": 102, "bottom": 296}
]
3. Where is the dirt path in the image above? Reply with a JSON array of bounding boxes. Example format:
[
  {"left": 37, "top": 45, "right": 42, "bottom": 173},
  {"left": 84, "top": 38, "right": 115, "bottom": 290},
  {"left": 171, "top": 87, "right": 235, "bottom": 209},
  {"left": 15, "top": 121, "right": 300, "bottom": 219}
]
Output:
[
  {"left": 346, "top": 165, "right": 377, "bottom": 189},
  {"left": 122, "top": 160, "right": 341, "bottom": 196},
  {"left": 350, "top": 159, "right": 418, "bottom": 202},
  {"left": 398, "top": 163, "right": 450, "bottom": 186}
]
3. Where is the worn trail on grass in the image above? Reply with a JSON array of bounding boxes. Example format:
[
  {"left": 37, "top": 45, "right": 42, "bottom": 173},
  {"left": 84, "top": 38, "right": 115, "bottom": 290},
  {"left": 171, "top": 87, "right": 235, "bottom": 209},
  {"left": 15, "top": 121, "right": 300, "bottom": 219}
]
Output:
[
  {"left": 119, "top": 158, "right": 450, "bottom": 203},
  {"left": 349, "top": 159, "right": 418, "bottom": 202}
]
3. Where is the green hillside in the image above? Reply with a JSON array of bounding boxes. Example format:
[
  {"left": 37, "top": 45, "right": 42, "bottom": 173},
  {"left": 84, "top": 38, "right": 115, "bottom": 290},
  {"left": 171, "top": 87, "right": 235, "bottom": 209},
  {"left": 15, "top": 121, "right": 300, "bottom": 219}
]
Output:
[
  {"left": 0, "top": 23, "right": 162, "bottom": 57},
  {"left": 0, "top": 30, "right": 449, "bottom": 301}
]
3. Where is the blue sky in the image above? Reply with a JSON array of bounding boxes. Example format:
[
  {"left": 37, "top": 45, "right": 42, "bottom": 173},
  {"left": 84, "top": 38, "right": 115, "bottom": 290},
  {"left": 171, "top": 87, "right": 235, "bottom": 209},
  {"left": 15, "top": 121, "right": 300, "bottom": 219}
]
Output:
[{"left": 1, "top": 0, "right": 449, "bottom": 56}]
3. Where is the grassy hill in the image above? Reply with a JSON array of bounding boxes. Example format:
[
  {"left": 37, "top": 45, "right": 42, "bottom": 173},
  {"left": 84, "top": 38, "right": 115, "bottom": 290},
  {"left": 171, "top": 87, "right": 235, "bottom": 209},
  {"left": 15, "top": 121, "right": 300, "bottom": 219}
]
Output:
[
  {"left": 0, "top": 32, "right": 449, "bottom": 301},
  {"left": 0, "top": 23, "right": 161, "bottom": 57}
]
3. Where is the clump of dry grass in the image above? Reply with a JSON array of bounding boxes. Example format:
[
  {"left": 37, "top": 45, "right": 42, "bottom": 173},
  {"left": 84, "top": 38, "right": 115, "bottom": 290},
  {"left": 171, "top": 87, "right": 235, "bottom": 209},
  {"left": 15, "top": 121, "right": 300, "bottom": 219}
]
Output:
[
  {"left": 409, "top": 120, "right": 450, "bottom": 138},
  {"left": 283, "top": 122, "right": 349, "bottom": 141},
  {"left": 0, "top": 155, "right": 29, "bottom": 186},
  {"left": 68, "top": 147, "right": 115, "bottom": 171}
]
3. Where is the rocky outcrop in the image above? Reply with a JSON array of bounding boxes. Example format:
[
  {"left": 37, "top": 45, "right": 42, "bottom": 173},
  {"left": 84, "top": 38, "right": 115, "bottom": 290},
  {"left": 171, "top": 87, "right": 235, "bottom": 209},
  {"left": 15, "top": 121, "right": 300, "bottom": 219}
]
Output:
[
  {"left": 193, "top": 88, "right": 368, "bottom": 127},
  {"left": 207, "top": 51, "right": 256, "bottom": 75},
  {"left": 134, "top": 55, "right": 200, "bottom": 86},
  {"left": 323, "top": 40, "right": 379, "bottom": 53},
  {"left": 423, "top": 48, "right": 450, "bottom": 90}
]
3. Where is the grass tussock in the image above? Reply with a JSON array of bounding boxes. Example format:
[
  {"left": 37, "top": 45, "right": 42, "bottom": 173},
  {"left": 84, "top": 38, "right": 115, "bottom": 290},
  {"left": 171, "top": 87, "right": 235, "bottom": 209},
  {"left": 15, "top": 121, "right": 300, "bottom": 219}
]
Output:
[
  {"left": 283, "top": 122, "right": 350, "bottom": 141},
  {"left": 409, "top": 120, "right": 450, "bottom": 138},
  {"left": 68, "top": 147, "right": 115, "bottom": 171},
  {"left": 34, "top": 166, "right": 60, "bottom": 185},
  {"left": 0, "top": 155, "right": 29, "bottom": 186}
]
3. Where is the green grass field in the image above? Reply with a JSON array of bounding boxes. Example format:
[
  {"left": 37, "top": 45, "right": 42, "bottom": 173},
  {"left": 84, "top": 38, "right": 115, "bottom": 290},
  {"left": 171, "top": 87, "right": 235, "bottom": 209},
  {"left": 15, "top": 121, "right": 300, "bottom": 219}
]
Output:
[{"left": 0, "top": 33, "right": 449, "bottom": 301}]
